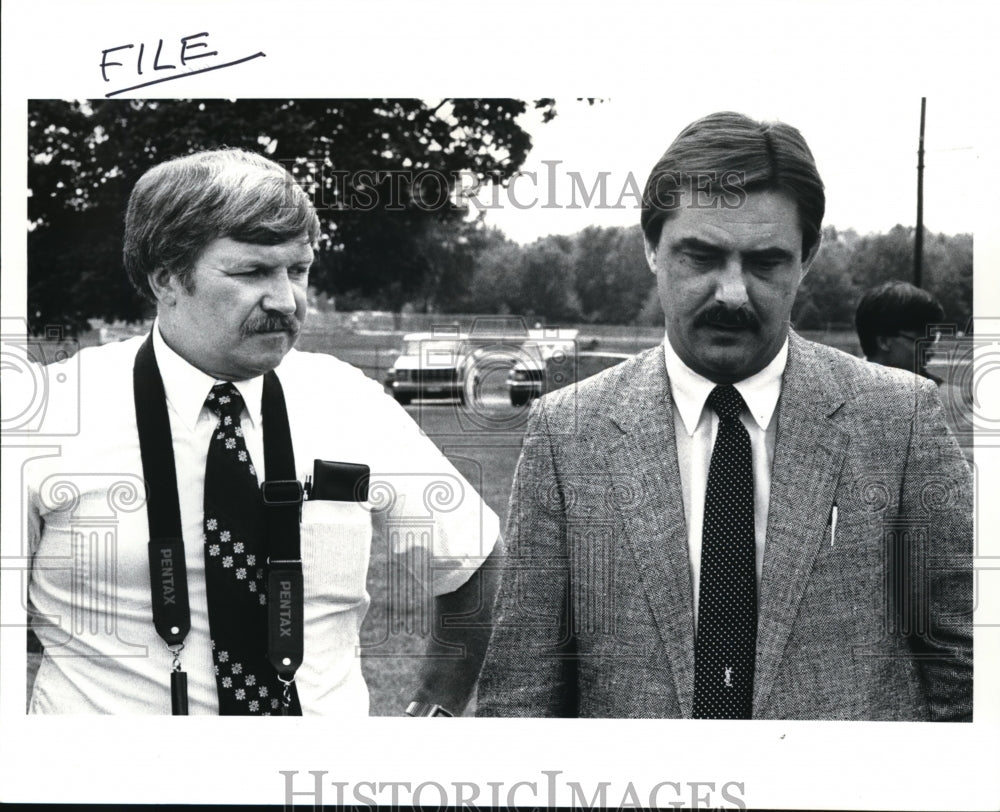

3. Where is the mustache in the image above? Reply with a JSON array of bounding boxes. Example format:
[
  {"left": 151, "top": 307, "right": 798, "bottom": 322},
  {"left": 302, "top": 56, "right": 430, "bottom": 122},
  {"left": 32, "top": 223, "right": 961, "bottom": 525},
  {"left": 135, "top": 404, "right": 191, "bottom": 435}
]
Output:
[
  {"left": 695, "top": 303, "right": 759, "bottom": 330},
  {"left": 241, "top": 312, "right": 301, "bottom": 337}
]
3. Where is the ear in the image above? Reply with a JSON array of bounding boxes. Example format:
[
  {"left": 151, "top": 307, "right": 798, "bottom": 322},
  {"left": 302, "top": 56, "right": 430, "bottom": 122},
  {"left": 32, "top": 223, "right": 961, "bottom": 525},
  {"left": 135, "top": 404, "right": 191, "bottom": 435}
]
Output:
[
  {"left": 875, "top": 335, "right": 893, "bottom": 355},
  {"left": 800, "top": 232, "right": 823, "bottom": 279},
  {"left": 147, "top": 267, "right": 180, "bottom": 308},
  {"left": 643, "top": 233, "right": 659, "bottom": 274}
]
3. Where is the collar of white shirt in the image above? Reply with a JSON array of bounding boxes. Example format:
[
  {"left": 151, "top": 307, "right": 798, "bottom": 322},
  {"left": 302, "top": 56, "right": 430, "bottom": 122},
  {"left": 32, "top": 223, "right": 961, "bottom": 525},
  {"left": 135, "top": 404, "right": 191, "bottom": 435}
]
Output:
[
  {"left": 152, "top": 321, "right": 264, "bottom": 431},
  {"left": 662, "top": 334, "right": 788, "bottom": 435}
]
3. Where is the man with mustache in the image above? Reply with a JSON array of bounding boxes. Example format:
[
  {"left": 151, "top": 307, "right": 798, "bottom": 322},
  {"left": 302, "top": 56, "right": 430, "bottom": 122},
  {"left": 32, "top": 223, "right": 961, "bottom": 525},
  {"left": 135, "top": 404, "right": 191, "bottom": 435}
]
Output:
[
  {"left": 24, "top": 149, "right": 499, "bottom": 715},
  {"left": 478, "top": 112, "right": 973, "bottom": 720}
]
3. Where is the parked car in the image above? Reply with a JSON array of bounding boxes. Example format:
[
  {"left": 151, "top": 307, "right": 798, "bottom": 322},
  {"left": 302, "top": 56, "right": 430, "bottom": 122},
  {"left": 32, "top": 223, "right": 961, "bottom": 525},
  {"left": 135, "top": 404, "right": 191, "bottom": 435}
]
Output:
[
  {"left": 507, "top": 350, "right": 632, "bottom": 406},
  {"left": 387, "top": 325, "right": 581, "bottom": 407},
  {"left": 507, "top": 341, "right": 564, "bottom": 406},
  {"left": 385, "top": 333, "right": 472, "bottom": 405}
]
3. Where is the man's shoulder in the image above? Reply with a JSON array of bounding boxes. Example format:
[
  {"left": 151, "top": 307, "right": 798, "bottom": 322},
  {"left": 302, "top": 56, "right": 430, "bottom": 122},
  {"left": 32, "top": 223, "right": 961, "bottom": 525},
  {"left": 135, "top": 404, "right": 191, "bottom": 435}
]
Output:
[
  {"left": 20, "top": 335, "right": 146, "bottom": 456},
  {"left": 790, "top": 333, "right": 931, "bottom": 400},
  {"left": 538, "top": 345, "right": 663, "bottom": 426},
  {"left": 75, "top": 333, "right": 145, "bottom": 364},
  {"left": 277, "top": 347, "right": 379, "bottom": 387},
  {"left": 71, "top": 334, "right": 146, "bottom": 393},
  {"left": 275, "top": 347, "right": 393, "bottom": 411}
]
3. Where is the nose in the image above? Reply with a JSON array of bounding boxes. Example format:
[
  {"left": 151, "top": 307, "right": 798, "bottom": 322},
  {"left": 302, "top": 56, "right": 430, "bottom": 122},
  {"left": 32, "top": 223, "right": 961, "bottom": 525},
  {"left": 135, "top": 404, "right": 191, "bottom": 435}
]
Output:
[
  {"left": 262, "top": 269, "right": 297, "bottom": 315},
  {"left": 714, "top": 258, "right": 750, "bottom": 309}
]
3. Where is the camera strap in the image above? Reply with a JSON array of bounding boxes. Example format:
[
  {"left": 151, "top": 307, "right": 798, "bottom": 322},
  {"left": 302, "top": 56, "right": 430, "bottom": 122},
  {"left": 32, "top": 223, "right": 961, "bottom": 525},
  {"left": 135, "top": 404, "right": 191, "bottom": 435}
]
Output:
[
  {"left": 133, "top": 334, "right": 304, "bottom": 715},
  {"left": 134, "top": 335, "right": 191, "bottom": 715},
  {"left": 259, "top": 371, "right": 305, "bottom": 712}
]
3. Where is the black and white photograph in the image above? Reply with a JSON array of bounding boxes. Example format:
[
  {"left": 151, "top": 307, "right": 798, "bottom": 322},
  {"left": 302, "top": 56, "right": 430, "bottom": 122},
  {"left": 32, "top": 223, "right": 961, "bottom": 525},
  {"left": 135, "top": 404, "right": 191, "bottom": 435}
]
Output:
[{"left": 1, "top": 1, "right": 998, "bottom": 810}]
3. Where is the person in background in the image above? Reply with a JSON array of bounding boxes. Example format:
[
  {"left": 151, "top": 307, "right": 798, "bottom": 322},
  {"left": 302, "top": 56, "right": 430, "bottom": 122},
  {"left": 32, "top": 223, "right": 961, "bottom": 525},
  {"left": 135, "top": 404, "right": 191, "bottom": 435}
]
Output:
[
  {"left": 856, "top": 280, "right": 973, "bottom": 461},
  {"left": 855, "top": 280, "right": 945, "bottom": 381}
]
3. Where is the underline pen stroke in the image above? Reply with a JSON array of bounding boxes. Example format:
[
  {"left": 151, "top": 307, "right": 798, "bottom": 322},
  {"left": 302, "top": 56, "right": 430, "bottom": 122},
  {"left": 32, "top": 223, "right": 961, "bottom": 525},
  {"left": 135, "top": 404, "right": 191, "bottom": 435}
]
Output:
[{"left": 105, "top": 52, "right": 267, "bottom": 98}]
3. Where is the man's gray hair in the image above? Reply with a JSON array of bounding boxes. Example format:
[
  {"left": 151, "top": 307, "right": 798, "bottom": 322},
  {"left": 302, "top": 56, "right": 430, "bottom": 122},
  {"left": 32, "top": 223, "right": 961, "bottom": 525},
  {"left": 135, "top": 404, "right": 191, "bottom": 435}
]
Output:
[{"left": 123, "top": 148, "right": 321, "bottom": 301}]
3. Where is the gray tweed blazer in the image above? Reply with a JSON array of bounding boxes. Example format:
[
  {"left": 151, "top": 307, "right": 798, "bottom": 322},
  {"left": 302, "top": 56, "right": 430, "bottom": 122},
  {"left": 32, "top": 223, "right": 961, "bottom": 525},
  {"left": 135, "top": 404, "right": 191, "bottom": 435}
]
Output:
[{"left": 477, "top": 331, "right": 973, "bottom": 720}]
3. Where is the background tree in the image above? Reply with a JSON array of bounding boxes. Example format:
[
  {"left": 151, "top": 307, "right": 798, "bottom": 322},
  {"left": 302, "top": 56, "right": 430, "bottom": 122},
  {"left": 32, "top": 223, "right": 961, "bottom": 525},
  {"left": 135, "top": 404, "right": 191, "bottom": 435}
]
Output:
[
  {"left": 459, "top": 230, "right": 524, "bottom": 315},
  {"left": 518, "top": 235, "right": 581, "bottom": 322},
  {"left": 791, "top": 225, "right": 972, "bottom": 333},
  {"left": 843, "top": 224, "right": 972, "bottom": 330},
  {"left": 922, "top": 231, "right": 973, "bottom": 329},
  {"left": 28, "top": 98, "right": 556, "bottom": 334},
  {"left": 572, "top": 225, "right": 652, "bottom": 324},
  {"left": 848, "top": 224, "right": 917, "bottom": 290},
  {"left": 792, "top": 226, "right": 861, "bottom": 329}
]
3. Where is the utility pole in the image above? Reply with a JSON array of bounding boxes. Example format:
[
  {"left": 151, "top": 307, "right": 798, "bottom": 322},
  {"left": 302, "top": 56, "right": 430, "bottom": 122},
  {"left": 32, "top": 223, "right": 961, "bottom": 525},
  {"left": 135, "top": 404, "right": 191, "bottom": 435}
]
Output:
[{"left": 915, "top": 97, "right": 926, "bottom": 288}]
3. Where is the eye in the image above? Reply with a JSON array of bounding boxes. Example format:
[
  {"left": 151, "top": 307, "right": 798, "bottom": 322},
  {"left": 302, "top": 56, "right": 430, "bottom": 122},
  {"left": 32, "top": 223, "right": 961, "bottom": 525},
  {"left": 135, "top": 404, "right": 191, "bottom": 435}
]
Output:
[
  {"left": 682, "top": 250, "right": 720, "bottom": 269},
  {"left": 746, "top": 256, "right": 786, "bottom": 274}
]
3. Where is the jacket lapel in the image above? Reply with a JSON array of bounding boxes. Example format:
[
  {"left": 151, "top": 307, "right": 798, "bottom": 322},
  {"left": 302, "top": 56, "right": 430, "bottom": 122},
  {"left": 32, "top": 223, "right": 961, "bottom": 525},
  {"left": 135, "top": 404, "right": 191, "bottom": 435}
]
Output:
[
  {"left": 752, "top": 331, "right": 851, "bottom": 715},
  {"left": 605, "top": 346, "right": 696, "bottom": 717}
]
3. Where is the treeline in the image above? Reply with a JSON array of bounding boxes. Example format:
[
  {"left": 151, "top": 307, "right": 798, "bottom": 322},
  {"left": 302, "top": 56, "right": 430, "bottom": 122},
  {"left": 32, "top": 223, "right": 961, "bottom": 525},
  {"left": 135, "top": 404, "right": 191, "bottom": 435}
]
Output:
[
  {"left": 341, "top": 223, "right": 653, "bottom": 325},
  {"left": 792, "top": 224, "right": 972, "bottom": 330},
  {"left": 396, "top": 222, "right": 972, "bottom": 330},
  {"left": 28, "top": 99, "right": 971, "bottom": 334}
]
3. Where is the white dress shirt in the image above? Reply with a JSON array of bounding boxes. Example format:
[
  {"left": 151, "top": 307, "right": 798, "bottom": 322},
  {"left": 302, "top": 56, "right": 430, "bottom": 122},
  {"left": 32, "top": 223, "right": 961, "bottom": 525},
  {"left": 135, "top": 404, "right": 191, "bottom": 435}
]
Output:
[
  {"left": 25, "top": 326, "right": 499, "bottom": 714},
  {"left": 662, "top": 336, "right": 787, "bottom": 627}
]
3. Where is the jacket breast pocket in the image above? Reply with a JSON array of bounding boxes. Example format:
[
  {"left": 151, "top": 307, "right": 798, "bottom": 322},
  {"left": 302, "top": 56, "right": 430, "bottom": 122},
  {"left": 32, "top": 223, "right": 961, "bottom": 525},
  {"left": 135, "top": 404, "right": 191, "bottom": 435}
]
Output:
[
  {"left": 300, "top": 500, "right": 373, "bottom": 610},
  {"left": 804, "top": 509, "right": 890, "bottom": 636}
]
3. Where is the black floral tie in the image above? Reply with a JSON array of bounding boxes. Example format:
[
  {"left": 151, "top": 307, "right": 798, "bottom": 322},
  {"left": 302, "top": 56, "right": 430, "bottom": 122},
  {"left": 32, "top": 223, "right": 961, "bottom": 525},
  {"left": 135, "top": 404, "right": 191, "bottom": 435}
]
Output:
[
  {"left": 693, "top": 384, "right": 757, "bottom": 719},
  {"left": 203, "top": 382, "right": 300, "bottom": 715}
]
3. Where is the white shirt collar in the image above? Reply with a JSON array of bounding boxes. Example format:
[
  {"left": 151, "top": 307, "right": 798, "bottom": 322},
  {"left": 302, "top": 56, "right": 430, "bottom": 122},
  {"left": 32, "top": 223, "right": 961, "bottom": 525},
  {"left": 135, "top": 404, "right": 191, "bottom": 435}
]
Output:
[
  {"left": 663, "top": 334, "right": 788, "bottom": 436},
  {"left": 152, "top": 321, "right": 263, "bottom": 431}
]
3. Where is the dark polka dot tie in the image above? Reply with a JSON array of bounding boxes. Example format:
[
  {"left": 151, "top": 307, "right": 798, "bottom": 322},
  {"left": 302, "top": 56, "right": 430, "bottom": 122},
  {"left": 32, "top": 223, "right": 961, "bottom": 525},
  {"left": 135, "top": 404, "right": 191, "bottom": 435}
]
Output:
[
  {"left": 203, "top": 382, "right": 301, "bottom": 715},
  {"left": 693, "top": 384, "right": 757, "bottom": 719}
]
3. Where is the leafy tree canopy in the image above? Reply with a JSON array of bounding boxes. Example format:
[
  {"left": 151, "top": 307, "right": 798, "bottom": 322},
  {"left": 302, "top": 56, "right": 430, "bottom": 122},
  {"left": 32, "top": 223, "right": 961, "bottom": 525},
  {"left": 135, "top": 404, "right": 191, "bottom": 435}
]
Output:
[{"left": 28, "top": 98, "right": 556, "bottom": 333}]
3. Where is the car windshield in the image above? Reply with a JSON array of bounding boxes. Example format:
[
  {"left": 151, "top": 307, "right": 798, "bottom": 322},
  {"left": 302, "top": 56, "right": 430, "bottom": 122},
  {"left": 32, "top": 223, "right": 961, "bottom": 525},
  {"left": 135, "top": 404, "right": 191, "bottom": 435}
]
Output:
[{"left": 401, "top": 339, "right": 459, "bottom": 355}]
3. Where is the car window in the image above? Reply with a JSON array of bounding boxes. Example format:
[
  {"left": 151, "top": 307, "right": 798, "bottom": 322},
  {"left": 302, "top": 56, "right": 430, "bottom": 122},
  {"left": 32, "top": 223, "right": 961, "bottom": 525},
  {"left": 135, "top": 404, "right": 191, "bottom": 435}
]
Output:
[{"left": 402, "top": 339, "right": 460, "bottom": 356}]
